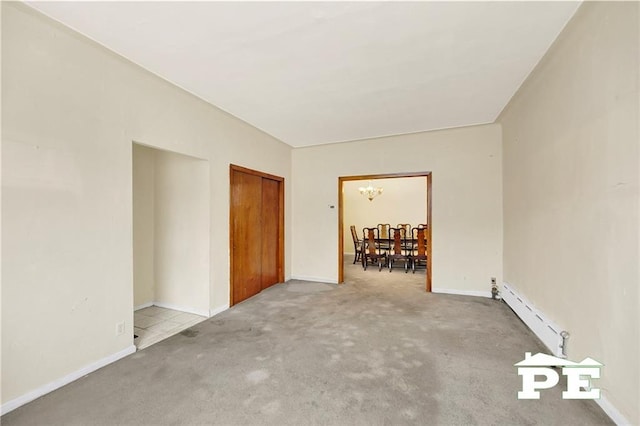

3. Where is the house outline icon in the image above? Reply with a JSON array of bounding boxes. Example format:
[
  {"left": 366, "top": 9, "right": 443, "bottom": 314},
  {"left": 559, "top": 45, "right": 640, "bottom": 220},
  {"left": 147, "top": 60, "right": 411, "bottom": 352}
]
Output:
[
  {"left": 515, "top": 352, "right": 603, "bottom": 400},
  {"left": 514, "top": 352, "right": 604, "bottom": 368}
]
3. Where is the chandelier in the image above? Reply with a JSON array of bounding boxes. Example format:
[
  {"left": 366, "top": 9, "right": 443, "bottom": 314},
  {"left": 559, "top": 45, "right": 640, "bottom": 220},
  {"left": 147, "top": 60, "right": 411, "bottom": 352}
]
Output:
[{"left": 358, "top": 181, "right": 383, "bottom": 201}]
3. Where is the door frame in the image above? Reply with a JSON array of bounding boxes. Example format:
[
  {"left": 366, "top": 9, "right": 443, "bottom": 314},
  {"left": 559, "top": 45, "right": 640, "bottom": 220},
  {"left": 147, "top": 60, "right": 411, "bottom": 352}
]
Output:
[
  {"left": 229, "top": 164, "right": 285, "bottom": 306},
  {"left": 338, "top": 172, "right": 432, "bottom": 292}
]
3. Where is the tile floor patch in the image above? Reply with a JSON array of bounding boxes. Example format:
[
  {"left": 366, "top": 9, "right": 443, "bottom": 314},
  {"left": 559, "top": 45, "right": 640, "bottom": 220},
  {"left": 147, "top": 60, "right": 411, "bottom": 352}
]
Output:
[{"left": 134, "top": 306, "right": 206, "bottom": 350}]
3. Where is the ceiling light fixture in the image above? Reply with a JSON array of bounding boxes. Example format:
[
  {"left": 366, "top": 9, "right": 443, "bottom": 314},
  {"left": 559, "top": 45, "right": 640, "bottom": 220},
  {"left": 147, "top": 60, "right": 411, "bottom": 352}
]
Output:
[{"left": 358, "top": 181, "right": 383, "bottom": 201}]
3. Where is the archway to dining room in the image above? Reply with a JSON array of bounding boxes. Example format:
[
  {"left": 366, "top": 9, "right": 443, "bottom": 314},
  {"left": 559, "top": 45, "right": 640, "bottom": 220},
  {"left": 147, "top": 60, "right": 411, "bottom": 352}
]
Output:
[{"left": 338, "top": 172, "right": 432, "bottom": 292}]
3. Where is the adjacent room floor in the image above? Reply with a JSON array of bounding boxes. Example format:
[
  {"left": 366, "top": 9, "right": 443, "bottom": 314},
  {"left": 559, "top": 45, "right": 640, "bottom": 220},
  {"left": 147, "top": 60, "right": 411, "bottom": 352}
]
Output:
[
  {"left": 2, "top": 257, "right": 612, "bottom": 425},
  {"left": 134, "top": 306, "right": 206, "bottom": 350}
]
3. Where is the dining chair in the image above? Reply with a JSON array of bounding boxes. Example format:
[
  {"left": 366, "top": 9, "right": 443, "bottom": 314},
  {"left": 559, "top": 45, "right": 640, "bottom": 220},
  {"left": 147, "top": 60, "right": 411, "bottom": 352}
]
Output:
[
  {"left": 396, "top": 223, "right": 412, "bottom": 250},
  {"left": 362, "top": 227, "right": 387, "bottom": 271},
  {"left": 410, "top": 226, "right": 428, "bottom": 273},
  {"left": 349, "top": 225, "right": 362, "bottom": 264},
  {"left": 410, "top": 224, "right": 428, "bottom": 250},
  {"left": 377, "top": 223, "right": 391, "bottom": 252},
  {"left": 387, "top": 227, "right": 411, "bottom": 273}
]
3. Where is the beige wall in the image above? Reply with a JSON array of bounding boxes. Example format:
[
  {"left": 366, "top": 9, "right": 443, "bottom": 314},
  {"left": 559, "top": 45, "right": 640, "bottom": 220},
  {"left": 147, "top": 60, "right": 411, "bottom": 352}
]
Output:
[
  {"left": 343, "top": 177, "right": 427, "bottom": 254},
  {"left": 133, "top": 145, "right": 211, "bottom": 315},
  {"left": 498, "top": 2, "right": 639, "bottom": 423},
  {"left": 153, "top": 149, "right": 210, "bottom": 315},
  {"left": 1, "top": 3, "right": 291, "bottom": 406},
  {"left": 292, "top": 124, "right": 503, "bottom": 294}
]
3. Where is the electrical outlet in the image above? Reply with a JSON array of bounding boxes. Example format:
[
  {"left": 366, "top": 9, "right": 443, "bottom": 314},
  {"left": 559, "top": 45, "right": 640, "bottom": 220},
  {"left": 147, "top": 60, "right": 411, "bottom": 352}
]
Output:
[
  {"left": 490, "top": 277, "right": 501, "bottom": 300},
  {"left": 116, "top": 322, "right": 125, "bottom": 336}
]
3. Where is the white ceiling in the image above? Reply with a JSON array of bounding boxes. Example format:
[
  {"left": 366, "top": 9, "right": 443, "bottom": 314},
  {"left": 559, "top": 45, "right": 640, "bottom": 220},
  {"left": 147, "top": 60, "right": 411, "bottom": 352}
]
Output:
[{"left": 27, "top": 1, "right": 579, "bottom": 148}]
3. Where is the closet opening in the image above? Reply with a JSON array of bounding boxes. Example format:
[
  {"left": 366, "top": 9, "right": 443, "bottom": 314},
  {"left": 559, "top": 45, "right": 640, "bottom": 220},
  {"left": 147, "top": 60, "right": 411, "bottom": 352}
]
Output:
[{"left": 132, "top": 143, "right": 210, "bottom": 349}]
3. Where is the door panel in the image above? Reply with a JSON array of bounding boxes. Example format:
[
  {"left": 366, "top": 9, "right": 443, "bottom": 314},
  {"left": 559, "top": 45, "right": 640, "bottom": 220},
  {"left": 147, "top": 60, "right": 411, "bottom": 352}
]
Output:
[
  {"left": 230, "top": 165, "right": 284, "bottom": 306},
  {"left": 231, "top": 170, "right": 263, "bottom": 304},
  {"left": 261, "top": 178, "right": 279, "bottom": 290}
]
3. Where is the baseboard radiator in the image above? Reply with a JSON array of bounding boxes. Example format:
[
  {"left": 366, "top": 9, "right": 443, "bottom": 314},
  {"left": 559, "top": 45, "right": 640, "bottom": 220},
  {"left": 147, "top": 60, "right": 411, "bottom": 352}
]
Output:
[{"left": 502, "top": 282, "right": 568, "bottom": 358}]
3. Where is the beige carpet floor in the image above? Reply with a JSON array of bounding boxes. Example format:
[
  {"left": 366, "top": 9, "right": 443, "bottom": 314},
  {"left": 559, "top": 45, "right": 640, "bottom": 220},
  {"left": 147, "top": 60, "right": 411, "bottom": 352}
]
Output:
[{"left": 2, "top": 256, "right": 612, "bottom": 425}]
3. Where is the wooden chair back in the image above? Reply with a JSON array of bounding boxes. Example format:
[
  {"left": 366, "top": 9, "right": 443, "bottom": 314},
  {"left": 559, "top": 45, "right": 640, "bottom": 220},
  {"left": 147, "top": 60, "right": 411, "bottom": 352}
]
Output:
[
  {"left": 362, "top": 227, "right": 387, "bottom": 270},
  {"left": 389, "top": 227, "right": 406, "bottom": 256},
  {"left": 350, "top": 225, "right": 362, "bottom": 264},
  {"left": 377, "top": 223, "right": 390, "bottom": 239},
  {"left": 350, "top": 225, "right": 359, "bottom": 245},
  {"left": 388, "top": 227, "right": 411, "bottom": 272},
  {"left": 412, "top": 226, "right": 428, "bottom": 258},
  {"left": 396, "top": 223, "right": 411, "bottom": 239},
  {"left": 363, "top": 227, "right": 379, "bottom": 255}
]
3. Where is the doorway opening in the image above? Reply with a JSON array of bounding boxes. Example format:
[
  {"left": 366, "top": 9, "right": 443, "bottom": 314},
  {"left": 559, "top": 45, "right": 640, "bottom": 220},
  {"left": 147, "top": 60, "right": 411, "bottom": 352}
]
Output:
[
  {"left": 132, "top": 143, "right": 210, "bottom": 349},
  {"left": 338, "top": 172, "right": 432, "bottom": 291}
]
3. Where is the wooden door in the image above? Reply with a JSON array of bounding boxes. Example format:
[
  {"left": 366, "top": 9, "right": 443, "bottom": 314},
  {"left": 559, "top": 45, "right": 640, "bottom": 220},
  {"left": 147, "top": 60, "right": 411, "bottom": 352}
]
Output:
[
  {"left": 231, "top": 171, "right": 263, "bottom": 304},
  {"left": 230, "top": 165, "right": 284, "bottom": 305}
]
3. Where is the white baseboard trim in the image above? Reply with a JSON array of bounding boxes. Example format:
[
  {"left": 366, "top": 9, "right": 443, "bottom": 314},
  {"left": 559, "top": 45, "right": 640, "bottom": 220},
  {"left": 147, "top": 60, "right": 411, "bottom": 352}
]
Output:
[
  {"left": 501, "top": 282, "right": 566, "bottom": 357},
  {"left": 596, "top": 391, "right": 630, "bottom": 425},
  {"left": 432, "top": 287, "right": 492, "bottom": 298},
  {"left": 1, "top": 344, "right": 136, "bottom": 416},
  {"left": 209, "top": 304, "right": 229, "bottom": 317},
  {"left": 152, "top": 302, "right": 209, "bottom": 318},
  {"left": 289, "top": 275, "right": 339, "bottom": 284},
  {"left": 134, "top": 301, "right": 153, "bottom": 311}
]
